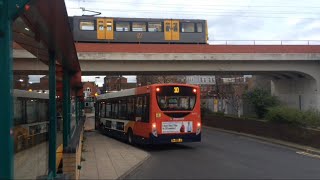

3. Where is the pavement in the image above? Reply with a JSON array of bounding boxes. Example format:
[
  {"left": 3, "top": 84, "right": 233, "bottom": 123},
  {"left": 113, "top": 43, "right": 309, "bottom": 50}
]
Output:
[
  {"left": 14, "top": 142, "right": 48, "bottom": 179},
  {"left": 79, "top": 113, "right": 150, "bottom": 179}
]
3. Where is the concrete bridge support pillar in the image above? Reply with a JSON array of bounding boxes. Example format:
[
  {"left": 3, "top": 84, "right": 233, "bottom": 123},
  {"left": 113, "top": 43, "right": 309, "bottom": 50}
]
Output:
[{"left": 271, "top": 77, "right": 320, "bottom": 111}]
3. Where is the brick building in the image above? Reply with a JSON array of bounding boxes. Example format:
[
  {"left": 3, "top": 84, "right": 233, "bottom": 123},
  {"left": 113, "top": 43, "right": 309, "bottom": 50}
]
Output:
[
  {"left": 103, "top": 76, "right": 136, "bottom": 92},
  {"left": 83, "top": 82, "right": 100, "bottom": 112}
]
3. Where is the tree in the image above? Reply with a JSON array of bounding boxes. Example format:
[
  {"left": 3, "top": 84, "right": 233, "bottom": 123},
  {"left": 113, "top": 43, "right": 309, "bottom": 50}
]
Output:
[
  {"left": 225, "top": 82, "right": 247, "bottom": 117},
  {"left": 244, "top": 88, "right": 280, "bottom": 118},
  {"left": 137, "top": 75, "right": 186, "bottom": 85}
]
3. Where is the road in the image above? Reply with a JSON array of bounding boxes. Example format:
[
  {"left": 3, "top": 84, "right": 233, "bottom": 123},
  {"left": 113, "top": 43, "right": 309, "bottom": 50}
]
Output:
[{"left": 126, "top": 127, "right": 320, "bottom": 179}]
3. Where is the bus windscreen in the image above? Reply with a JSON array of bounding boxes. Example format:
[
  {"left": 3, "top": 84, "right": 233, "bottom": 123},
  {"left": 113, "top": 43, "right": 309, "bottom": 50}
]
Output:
[{"left": 156, "top": 86, "right": 196, "bottom": 111}]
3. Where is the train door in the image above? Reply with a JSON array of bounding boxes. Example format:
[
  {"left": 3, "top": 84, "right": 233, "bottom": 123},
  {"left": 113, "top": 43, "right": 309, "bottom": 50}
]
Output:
[
  {"left": 171, "top": 20, "right": 180, "bottom": 40},
  {"left": 97, "top": 18, "right": 114, "bottom": 40},
  {"left": 97, "top": 18, "right": 105, "bottom": 39},
  {"left": 164, "top": 20, "right": 172, "bottom": 41},
  {"left": 105, "top": 19, "right": 114, "bottom": 40},
  {"left": 164, "top": 20, "right": 180, "bottom": 41}
]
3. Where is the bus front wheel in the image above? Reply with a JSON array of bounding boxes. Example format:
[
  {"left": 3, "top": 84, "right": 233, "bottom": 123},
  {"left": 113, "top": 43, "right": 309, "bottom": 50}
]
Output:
[{"left": 127, "top": 129, "right": 134, "bottom": 145}]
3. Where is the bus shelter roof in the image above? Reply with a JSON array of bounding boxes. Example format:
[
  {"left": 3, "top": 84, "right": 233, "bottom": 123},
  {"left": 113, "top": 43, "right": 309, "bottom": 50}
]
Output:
[{"left": 13, "top": 0, "right": 82, "bottom": 89}]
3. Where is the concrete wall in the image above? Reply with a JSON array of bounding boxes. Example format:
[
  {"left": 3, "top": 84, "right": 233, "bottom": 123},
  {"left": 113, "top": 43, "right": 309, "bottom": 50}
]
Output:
[{"left": 272, "top": 78, "right": 320, "bottom": 110}]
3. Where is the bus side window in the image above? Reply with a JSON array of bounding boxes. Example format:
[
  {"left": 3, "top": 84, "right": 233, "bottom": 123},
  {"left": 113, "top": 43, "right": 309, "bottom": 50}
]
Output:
[
  {"left": 112, "top": 101, "right": 119, "bottom": 119},
  {"left": 100, "top": 102, "right": 104, "bottom": 118},
  {"left": 106, "top": 103, "right": 111, "bottom": 118},
  {"left": 119, "top": 98, "right": 127, "bottom": 120},
  {"left": 127, "top": 97, "right": 135, "bottom": 121},
  {"left": 142, "top": 95, "right": 150, "bottom": 122},
  {"left": 135, "top": 97, "right": 142, "bottom": 122}
]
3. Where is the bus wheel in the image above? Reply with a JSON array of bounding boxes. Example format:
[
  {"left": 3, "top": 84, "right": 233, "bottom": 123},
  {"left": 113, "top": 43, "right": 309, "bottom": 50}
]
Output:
[{"left": 127, "top": 129, "right": 133, "bottom": 145}]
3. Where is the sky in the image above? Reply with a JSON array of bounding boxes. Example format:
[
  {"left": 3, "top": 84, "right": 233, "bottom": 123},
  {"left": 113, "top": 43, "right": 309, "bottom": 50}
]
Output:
[{"left": 29, "top": 0, "right": 320, "bottom": 86}]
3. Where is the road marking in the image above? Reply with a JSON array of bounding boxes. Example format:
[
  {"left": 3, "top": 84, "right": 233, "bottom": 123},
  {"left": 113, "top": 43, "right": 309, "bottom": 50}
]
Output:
[{"left": 296, "top": 151, "right": 320, "bottom": 159}]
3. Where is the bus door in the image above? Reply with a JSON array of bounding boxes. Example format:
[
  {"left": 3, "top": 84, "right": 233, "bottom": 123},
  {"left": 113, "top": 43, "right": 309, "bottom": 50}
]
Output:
[
  {"left": 164, "top": 20, "right": 180, "bottom": 41},
  {"left": 133, "top": 96, "right": 150, "bottom": 138}
]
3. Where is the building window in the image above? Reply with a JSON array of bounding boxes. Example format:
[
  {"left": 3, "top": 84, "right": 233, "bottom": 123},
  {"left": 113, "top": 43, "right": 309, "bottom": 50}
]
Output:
[
  {"left": 196, "top": 23, "right": 203, "bottom": 32},
  {"left": 80, "top": 21, "right": 95, "bottom": 31},
  {"left": 116, "top": 22, "right": 130, "bottom": 31},
  {"left": 132, "top": 22, "right": 146, "bottom": 32},
  {"left": 86, "top": 87, "right": 91, "bottom": 92},
  {"left": 181, "top": 22, "right": 195, "bottom": 32},
  {"left": 148, "top": 22, "right": 162, "bottom": 32}
]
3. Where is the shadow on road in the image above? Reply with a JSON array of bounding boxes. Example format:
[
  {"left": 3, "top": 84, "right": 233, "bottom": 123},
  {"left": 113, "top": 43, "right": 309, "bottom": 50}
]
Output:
[{"left": 135, "top": 143, "right": 197, "bottom": 152}]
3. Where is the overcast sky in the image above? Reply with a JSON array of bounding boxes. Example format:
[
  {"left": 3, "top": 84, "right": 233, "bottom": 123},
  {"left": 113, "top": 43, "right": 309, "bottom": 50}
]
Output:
[
  {"left": 53, "top": 0, "right": 320, "bottom": 86},
  {"left": 65, "top": 0, "right": 320, "bottom": 41}
]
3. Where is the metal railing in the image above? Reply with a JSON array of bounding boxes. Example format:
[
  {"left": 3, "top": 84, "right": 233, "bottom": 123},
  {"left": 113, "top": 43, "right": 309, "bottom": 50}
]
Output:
[{"left": 207, "top": 40, "right": 320, "bottom": 45}]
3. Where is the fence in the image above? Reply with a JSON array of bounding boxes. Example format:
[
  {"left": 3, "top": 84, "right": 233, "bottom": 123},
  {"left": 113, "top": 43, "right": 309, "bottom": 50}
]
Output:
[
  {"left": 201, "top": 98, "right": 255, "bottom": 117},
  {"left": 208, "top": 40, "right": 320, "bottom": 45}
]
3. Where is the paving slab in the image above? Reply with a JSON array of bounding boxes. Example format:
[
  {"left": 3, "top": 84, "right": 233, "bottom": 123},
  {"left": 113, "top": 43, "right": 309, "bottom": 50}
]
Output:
[{"left": 80, "top": 115, "right": 150, "bottom": 179}]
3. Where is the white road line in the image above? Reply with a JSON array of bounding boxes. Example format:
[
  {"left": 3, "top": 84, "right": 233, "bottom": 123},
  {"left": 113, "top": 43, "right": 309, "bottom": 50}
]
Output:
[{"left": 296, "top": 151, "right": 320, "bottom": 159}]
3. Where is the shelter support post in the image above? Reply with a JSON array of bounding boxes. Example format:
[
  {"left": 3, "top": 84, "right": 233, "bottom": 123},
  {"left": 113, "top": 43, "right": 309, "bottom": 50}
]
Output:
[
  {"left": 0, "top": 0, "right": 30, "bottom": 178},
  {"left": 48, "top": 51, "right": 57, "bottom": 177},
  {"left": 63, "top": 70, "right": 71, "bottom": 148}
]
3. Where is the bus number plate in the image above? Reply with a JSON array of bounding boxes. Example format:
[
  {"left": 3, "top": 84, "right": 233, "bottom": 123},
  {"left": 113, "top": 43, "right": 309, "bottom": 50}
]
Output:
[{"left": 171, "top": 138, "right": 183, "bottom": 143}]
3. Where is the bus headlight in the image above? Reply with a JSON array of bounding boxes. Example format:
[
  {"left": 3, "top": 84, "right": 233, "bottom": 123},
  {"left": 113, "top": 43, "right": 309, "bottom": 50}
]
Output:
[
  {"left": 196, "top": 122, "right": 201, "bottom": 135},
  {"left": 152, "top": 123, "right": 158, "bottom": 137}
]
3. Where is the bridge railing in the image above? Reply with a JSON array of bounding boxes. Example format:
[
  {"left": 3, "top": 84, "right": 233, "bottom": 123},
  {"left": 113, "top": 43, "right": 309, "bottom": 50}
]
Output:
[{"left": 208, "top": 40, "right": 320, "bottom": 45}]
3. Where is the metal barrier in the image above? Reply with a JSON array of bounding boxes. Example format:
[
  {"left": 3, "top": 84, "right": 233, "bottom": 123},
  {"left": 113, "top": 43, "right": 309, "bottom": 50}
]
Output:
[{"left": 207, "top": 40, "right": 320, "bottom": 45}]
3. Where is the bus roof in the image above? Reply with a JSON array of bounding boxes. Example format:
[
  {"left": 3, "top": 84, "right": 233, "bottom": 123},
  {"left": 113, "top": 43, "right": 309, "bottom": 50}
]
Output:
[{"left": 96, "top": 83, "right": 199, "bottom": 100}]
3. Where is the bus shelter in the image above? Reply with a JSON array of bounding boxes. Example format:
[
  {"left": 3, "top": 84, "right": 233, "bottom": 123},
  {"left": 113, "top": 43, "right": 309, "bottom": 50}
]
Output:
[{"left": 0, "top": 0, "right": 83, "bottom": 179}]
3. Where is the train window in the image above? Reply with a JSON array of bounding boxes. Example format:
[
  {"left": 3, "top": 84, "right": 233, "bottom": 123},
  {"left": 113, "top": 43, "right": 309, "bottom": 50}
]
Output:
[
  {"left": 148, "top": 22, "right": 162, "bottom": 32},
  {"left": 132, "top": 22, "right": 146, "bottom": 32},
  {"left": 116, "top": 22, "right": 130, "bottom": 31},
  {"left": 80, "top": 21, "right": 95, "bottom": 31},
  {"left": 14, "top": 98, "right": 24, "bottom": 125},
  {"left": 173, "top": 22, "right": 178, "bottom": 32},
  {"left": 38, "top": 101, "right": 48, "bottom": 122},
  {"left": 165, "top": 22, "right": 171, "bottom": 31},
  {"left": 106, "top": 22, "right": 112, "bottom": 31},
  {"left": 26, "top": 99, "right": 38, "bottom": 123},
  {"left": 196, "top": 23, "right": 203, "bottom": 32},
  {"left": 181, "top": 22, "right": 195, "bottom": 32}
]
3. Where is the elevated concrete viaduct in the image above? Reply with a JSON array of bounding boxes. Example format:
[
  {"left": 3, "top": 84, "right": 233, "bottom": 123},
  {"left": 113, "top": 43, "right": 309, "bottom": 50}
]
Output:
[{"left": 13, "top": 44, "right": 320, "bottom": 111}]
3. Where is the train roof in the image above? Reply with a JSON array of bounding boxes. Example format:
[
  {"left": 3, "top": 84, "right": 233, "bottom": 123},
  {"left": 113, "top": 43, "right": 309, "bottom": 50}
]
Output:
[
  {"left": 13, "top": 89, "right": 49, "bottom": 99},
  {"left": 71, "top": 16, "right": 206, "bottom": 21}
]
